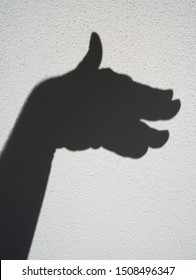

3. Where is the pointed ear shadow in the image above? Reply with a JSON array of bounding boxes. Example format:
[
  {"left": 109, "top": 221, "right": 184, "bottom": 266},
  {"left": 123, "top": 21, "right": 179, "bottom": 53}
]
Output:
[{"left": 76, "top": 32, "right": 102, "bottom": 72}]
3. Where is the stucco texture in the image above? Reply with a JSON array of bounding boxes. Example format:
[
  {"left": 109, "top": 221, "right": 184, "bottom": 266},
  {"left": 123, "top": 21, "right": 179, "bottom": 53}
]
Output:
[{"left": 0, "top": 0, "right": 196, "bottom": 259}]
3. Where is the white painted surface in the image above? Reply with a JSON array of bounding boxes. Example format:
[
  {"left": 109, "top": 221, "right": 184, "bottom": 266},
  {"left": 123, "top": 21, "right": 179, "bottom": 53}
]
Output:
[{"left": 0, "top": 0, "right": 195, "bottom": 259}]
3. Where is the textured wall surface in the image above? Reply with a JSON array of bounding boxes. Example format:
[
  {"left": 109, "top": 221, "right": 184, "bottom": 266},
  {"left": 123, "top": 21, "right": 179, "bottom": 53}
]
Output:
[{"left": 0, "top": 0, "right": 196, "bottom": 259}]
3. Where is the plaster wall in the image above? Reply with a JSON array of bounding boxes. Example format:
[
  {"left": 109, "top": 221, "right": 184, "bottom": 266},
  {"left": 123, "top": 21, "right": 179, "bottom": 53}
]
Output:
[{"left": 0, "top": 0, "right": 196, "bottom": 259}]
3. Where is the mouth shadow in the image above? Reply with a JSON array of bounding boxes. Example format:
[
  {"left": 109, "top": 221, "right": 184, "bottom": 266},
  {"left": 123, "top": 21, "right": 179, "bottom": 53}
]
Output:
[{"left": 0, "top": 32, "right": 181, "bottom": 259}]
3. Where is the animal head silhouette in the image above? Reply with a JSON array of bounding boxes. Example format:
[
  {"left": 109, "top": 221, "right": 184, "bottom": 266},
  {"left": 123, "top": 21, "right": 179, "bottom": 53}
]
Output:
[{"left": 28, "top": 33, "right": 180, "bottom": 158}]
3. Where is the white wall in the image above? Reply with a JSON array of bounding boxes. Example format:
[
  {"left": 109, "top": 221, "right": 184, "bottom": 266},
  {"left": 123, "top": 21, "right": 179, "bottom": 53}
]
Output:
[{"left": 0, "top": 0, "right": 196, "bottom": 259}]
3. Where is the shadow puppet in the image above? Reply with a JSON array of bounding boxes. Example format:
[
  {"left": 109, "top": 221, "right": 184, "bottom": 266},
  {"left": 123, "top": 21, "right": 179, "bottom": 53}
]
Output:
[{"left": 0, "top": 33, "right": 180, "bottom": 259}]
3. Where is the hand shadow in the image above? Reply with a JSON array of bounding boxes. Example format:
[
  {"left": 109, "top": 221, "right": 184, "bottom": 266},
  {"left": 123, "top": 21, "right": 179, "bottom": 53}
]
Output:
[{"left": 34, "top": 32, "right": 181, "bottom": 158}]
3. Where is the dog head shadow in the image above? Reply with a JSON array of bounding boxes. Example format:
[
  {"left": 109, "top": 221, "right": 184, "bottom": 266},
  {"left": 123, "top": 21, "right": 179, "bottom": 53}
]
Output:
[
  {"left": 44, "top": 33, "right": 181, "bottom": 158},
  {"left": 31, "top": 32, "right": 181, "bottom": 158}
]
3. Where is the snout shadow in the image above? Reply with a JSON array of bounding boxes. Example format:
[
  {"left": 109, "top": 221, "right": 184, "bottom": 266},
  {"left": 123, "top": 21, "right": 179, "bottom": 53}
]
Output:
[{"left": 54, "top": 69, "right": 180, "bottom": 158}]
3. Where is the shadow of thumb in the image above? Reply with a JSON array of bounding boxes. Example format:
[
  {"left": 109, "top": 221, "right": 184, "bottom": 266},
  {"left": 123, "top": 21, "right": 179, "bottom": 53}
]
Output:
[{"left": 76, "top": 32, "right": 102, "bottom": 72}]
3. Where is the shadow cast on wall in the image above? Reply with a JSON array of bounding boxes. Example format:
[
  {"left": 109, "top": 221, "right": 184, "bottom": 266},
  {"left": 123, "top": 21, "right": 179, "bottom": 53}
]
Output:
[{"left": 0, "top": 33, "right": 180, "bottom": 259}]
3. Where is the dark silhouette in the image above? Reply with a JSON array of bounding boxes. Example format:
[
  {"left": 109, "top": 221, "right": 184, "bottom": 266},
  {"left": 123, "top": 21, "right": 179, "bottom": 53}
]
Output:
[{"left": 0, "top": 33, "right": 180, "bottom": 259}]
